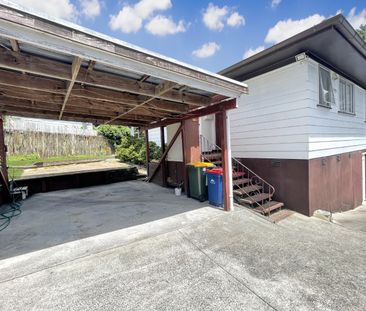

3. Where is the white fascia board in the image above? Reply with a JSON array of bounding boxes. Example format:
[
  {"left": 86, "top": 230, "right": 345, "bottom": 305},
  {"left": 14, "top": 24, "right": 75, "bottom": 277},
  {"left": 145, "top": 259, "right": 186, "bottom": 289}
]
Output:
[{"left": 0, "top": 1, "right": 247, "bottom": 97}]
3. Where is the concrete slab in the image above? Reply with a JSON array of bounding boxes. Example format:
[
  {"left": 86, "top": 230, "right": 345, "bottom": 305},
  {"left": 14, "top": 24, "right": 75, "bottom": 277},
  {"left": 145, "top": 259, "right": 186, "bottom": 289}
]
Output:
[
  {"left": 0, "top": 181, "right": 219, "bottom": 260},
  {"left": 1, "top": 188, "right": 366, "bottom": 310},
  {"left": 331, "top": 205, "right": 366, "bottom": 232}
]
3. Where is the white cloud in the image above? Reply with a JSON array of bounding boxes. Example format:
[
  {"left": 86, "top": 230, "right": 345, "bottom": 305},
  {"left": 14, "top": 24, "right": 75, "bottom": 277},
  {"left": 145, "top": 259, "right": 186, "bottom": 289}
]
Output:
[
  {"left": 192, "top": 42, "right": 220, "bottom": 58},
  {"left": 202, "top": 3, "right": 245, "bottom": 31},
  {"left": 11, "top": 0, "right": 78, "bottom": 21},
  {"left": 134, "top": 0, "right": 172, "bottom": 19},
  {"left": 79, "top": 0, "right": 101, "bottom": 19},
  {"left": 346, "top": 7, "right": 366, "bottom": 29},
  {"left": 109, "top": 0, "right": 172, "bottom": 33},
  {"left": 145, "top": 15, "right": 186, "bottom": 36},
  {"left": 109, "top": 6, "right": 142, "bottom": 33},
  {"left": 203, "top": 3, "right": 228, "bottom": 31},
  {"left": 271, "top": 0, "right": 281, "bottom": 9},
  {"left": 265, "top": 14, "right": 325, "bottom": 44},
  {"left": 227, "top": 12, "right": 245, "bottom": 27},
  {"left": 243, "top": 46, "right": 265, "bottom": 59}
]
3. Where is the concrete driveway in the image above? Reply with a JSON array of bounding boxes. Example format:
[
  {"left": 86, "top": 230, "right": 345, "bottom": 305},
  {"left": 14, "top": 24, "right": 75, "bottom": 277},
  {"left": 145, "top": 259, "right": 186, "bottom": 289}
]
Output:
[
  {"left": 331, "top": 205, "right": 366, "bottom": 232},
  {"left": 0, "top": 185, "right": 366, "bottom": 310}
]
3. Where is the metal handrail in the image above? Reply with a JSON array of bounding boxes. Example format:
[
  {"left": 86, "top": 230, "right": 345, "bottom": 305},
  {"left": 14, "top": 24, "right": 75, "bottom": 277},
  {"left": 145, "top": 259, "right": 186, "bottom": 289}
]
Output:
[{"left": 200, "top": 134, "right": 276, "bottom": 215}]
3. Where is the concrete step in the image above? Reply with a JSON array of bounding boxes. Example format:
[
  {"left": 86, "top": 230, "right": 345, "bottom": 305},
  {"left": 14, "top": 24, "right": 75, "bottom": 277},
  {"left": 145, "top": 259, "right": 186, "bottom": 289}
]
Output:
[
  {"left": 252, "top": 201, "right": 284, "bottom": 215},
  {"left": 238, "top": 192, "right": 273, "bottom": 205},
  {"left": 233, "top": 184, "right": 262, "bottom": 195}
]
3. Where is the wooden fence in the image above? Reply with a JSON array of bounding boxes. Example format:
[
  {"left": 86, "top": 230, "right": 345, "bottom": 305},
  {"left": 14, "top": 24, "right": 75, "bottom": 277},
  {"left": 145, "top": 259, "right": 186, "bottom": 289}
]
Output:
[{"left": 5, "top": 130, "right": 112, "bottom": 158}]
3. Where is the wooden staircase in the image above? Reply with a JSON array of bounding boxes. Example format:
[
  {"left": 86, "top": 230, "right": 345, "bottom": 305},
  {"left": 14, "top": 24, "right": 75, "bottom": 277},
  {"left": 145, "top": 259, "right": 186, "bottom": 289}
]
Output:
[{"left": 200, "top": 135, "right": 284, "bottom": 217}]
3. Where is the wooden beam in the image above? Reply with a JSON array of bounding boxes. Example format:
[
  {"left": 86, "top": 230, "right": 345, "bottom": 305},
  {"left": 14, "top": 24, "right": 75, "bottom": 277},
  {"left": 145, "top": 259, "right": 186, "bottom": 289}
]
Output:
[
  {"left": 0, "top": 70, "right": 190, "bottom": 114},
  {"left": 0, "top": 108, "right": 147, "bottom": 126},
  {"left": 0, "top": 98, "right": 157, "bottom": 123},
  {"left": 9, "top": 39, "right": 19, "bottom": 52},
  {"left": 0, "top": 114, "right": 8, "bottom": 192},
  {"left": 145, "top": 130, "right": 150, "bottom": 177},
  {"left": 217, "top": 109, "right": 231, "bottom": 211},
  {"left": 0, "top": 88, "right": 167, "bottom": 118},
  {"left": 59, "top": 56, "right": 82, "bottom": 119},
  {"left": 147, "top": 123, "right": 183, "bottom": 183},
  {"left": 146, "top": 99, "right": 237, "bottom": 129},
  {"left": 160, "top": 126, "right": 167, "bottom": 187},
  {"left": 0, "top": 49, "right": 212, "bottom": 106},
  {"left": 106, "top": 81, "right": 177, "bottom": 124}
]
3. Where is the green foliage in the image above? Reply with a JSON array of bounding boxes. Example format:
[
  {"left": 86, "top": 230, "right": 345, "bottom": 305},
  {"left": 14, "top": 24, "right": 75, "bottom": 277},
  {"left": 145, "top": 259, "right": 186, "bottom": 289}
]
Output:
[
  {"left": 97, "top": 125, "right": 161, "bottom": 165},
  {"left": 358, "top": 25, "right": 366, "bottom": 42},
  {"left": 7, "top": 154, "right": 110, "bottom": 180},
  {"left": 115, "top": 134, "right": 161, "bottom": 165},
  {"left": 96, "top": 125, "right": 130, "bottom": 146}
]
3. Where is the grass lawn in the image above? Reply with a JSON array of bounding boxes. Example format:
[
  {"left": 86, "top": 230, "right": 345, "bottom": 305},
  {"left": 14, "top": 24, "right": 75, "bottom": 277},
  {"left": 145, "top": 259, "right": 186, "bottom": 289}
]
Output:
[{"left": 7, "top": 154, "right": 111, "bottom": 180}]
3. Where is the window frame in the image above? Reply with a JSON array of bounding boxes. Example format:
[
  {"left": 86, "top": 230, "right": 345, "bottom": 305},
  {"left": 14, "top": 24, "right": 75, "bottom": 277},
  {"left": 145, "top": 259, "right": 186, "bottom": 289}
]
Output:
[
  {"left": 338, "top": 78, "right": 355, "bottom": 115},
  {"left": 318, "top": 66, "right": 335, "bottom": 108}
]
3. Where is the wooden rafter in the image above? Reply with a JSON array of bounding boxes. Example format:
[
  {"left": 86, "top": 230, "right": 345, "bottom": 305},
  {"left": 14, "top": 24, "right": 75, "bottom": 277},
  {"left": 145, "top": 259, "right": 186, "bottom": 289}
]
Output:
[
  {"left": 59, "top": 56, "right": 82, "bottom": 119},
  {"left": 9, "top": 38, "right": 19, "bottom": 52},
  {"left": 105, "top": 81, "right": 177, "bottom": 124},
  {"left": 0, "top": 96, "right": 160, "bottom": 121},
  {"left": 0, "top": 48, "right": 212, "bottom": 106},
  {"left": 0, "top": 70, "right": 191, "bottom": 114}
]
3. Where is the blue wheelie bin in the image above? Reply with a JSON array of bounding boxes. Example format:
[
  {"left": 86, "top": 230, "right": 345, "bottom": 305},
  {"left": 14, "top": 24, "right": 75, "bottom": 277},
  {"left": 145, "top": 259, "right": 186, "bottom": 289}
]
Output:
[{"left": 206, "top": 168, "right": 224, "bottom": 207}]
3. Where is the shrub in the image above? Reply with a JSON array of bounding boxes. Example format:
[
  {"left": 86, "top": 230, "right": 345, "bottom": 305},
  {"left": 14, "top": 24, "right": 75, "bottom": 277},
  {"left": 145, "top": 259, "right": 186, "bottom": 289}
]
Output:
[{"left": 98, "top": 125, "right": 161, "bottom": 165}]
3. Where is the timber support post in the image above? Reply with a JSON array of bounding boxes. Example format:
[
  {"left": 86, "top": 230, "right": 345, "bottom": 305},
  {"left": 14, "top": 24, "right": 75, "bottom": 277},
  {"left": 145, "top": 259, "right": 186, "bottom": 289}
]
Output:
[
  {"left": 160, "top": 126, "right": 167, "bottom": 187},
  {"left": 0, "top": 114, "right": 9, "bottom": 193},
  {"left": 145, "top": 129, "right": 150, "bottom": 177}
]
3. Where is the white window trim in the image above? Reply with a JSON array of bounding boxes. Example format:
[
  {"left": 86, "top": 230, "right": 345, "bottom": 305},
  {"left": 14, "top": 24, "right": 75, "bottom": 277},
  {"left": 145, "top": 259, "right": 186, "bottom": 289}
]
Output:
[
  {"left": 339, "top": 78, "right": 355, "bottom": 115},
  {"left": 318, "top": 66, "right": 335, "bottom": 108}
]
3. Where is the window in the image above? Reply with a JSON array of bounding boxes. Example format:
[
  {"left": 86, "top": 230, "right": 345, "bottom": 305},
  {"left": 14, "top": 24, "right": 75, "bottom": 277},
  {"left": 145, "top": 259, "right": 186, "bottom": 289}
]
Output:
[
  {"left": 319, "top": 66, "right": 334, "bottom": 107},
  {"left": 339, "top": 79, "right": 354, "bottom": 114}
]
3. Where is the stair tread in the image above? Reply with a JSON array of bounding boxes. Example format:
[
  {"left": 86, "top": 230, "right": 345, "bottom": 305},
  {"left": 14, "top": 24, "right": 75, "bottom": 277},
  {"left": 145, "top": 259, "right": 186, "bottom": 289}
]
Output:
[
  {"left": 202, "top": 153, "right": 221, "bottom": 160},
  {"left": 232, "top": 178, "right": 250, "bottom": 186},
  {"left": 238, "top": 192, "right": 273, "bottom": 204},
  {"left": 253, "top": 201, "right": 284, "bottom": 215},
  {"left": 232, "top": 171, "right": 246, "bottom": 179},
  {"left": 233, "top": 184, "right": 262, "bottom": 195}
]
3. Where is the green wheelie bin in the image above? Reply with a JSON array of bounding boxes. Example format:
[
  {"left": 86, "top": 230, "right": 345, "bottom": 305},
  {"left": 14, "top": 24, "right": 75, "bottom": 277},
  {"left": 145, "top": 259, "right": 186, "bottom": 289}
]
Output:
[{"left": 187, "top": 162, "right": 215, "bottom": 202}]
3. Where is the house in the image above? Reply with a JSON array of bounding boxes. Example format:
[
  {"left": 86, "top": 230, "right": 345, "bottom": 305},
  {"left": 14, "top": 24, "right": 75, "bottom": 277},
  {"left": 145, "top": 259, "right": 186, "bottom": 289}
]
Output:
[
  {"left": 0, "top": 2, "right": 365, "bottom": 217},
  {"left": 199, "top": 14, "right": 366, "bottom": 216}
]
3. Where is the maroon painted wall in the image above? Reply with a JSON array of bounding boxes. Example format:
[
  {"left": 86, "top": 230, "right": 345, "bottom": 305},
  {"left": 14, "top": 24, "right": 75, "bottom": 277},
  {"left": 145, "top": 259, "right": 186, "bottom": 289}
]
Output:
[
  {"left": 240, "top": 149, "right": 364, "bottom": 216},
  {"left": 239, "top": 158, "right": 310, "bottom": 215},
  {"left": 149, "top": 161, "right": 185, "bottom": 189},
  {"left": 309, "top": 150, "right": 364, "bottom": 215}
]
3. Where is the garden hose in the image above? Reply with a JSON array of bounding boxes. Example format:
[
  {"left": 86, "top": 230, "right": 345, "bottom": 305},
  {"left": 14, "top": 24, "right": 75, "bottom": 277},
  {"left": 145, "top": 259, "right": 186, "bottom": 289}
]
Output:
[{"left": 0, "top": 180, "right": 23, "bottom": 232}]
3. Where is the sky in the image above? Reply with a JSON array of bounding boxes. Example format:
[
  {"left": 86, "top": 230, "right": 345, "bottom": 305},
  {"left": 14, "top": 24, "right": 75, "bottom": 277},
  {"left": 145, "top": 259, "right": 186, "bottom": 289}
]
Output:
[{"left": 9, "top": 0, "right": 366, "bottom": 72}]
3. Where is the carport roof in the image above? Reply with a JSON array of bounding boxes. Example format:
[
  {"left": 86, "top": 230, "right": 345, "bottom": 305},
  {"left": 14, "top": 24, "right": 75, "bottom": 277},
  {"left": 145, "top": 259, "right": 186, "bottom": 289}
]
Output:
[
  {"left": 220, "top": 14, "right": 366, "bottom": 89},
  {"left": 0, "top": 1, "right": 248, "bottom": 127}
]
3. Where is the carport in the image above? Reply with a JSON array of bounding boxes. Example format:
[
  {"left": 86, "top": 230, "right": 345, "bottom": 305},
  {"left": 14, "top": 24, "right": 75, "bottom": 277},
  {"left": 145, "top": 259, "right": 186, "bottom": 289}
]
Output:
[{"left": 0, "top": 2, "right": 247, "bottom": 211}]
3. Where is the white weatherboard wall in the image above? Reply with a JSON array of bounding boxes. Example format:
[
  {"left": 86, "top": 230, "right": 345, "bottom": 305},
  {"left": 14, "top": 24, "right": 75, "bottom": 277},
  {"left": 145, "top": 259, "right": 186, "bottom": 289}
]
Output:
[
  {"left": 166, "top": 123, "right": 183, "bottom": 162},
  {"left": 307, "top": 59, "right": 366, "bottom": 159},
  {"left": 229, "top": 60, "right": 310, "bottom": 160},
  {"left": 227, "top": 58, "right": 366, "bottom": 160},
  {"left": 199, "top": 114, "right": 216, "bottom": 151}
]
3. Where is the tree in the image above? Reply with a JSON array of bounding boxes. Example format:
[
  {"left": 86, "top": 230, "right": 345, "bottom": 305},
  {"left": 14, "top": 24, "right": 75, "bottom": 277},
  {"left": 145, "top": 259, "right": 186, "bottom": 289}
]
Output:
[
  {"left": 357, "top": 25, "right": 366, "bottom": 42},
  {"left": 97, "top": 125, "right": 161, "bottom": 165}
]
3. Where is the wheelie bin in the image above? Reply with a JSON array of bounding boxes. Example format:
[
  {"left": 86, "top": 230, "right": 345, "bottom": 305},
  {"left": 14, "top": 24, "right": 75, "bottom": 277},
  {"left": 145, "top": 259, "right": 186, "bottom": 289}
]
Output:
[
  {"left": 187, "top": 162, "right": 214, "bottom": 202},
  {"left": 206, "top": 168, "right": 224, "bottom": 207}
]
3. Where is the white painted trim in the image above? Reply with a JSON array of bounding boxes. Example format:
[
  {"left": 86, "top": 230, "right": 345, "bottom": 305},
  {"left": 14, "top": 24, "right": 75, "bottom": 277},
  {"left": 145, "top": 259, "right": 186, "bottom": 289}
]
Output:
[
  {"left": 362, "top": 152, "right": 366, "bottom": 202},
  {"left": 226, "top": 109, "right": 234, "bottom": 211}
]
